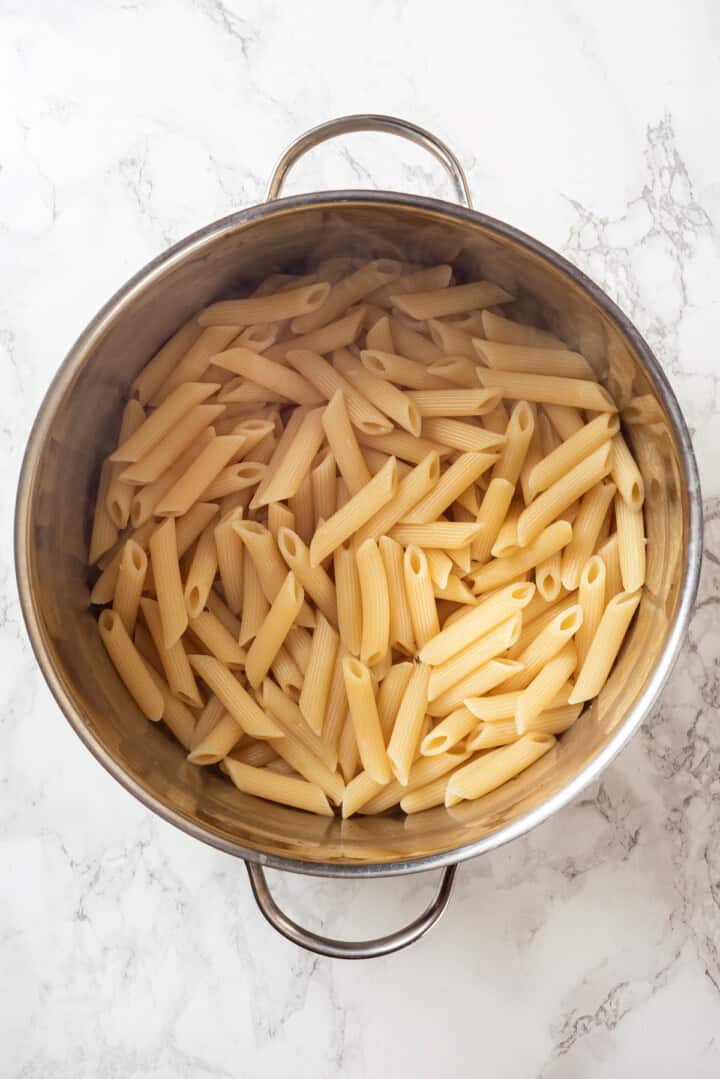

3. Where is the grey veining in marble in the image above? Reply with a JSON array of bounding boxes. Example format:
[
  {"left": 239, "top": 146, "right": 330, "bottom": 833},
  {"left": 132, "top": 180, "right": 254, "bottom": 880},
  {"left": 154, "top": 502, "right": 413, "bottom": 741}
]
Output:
[{"left": 1, "top": 1, "right": 719, "bottom": 1076}]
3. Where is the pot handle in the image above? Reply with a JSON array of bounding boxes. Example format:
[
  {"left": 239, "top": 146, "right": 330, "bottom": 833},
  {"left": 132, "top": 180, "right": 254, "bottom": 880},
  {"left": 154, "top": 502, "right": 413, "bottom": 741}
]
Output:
[
  {"left": 265, "top": 113, "right": 473, "bottom": 208},
  {"left": 245, "top": 861, "right": 457, "bottom": 960}
]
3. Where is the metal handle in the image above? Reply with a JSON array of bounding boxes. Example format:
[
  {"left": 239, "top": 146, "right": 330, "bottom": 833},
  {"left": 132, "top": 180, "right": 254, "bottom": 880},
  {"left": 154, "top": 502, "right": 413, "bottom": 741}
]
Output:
[
  {"left": 245, "top": 861, "right": 457, "bottom": 959},
  {"left": 266, "top": 113, "right": 472, "bottom": 208}
]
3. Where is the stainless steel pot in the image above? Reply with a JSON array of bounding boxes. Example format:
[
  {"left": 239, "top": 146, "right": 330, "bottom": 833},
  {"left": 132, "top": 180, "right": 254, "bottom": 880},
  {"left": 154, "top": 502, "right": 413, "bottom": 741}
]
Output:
[{"left": 15, "top": 115, "right": 703, "bottom": 959}]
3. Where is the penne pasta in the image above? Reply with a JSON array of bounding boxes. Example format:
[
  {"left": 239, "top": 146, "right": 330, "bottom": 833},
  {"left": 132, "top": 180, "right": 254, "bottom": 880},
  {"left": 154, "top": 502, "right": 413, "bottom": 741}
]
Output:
[
  {"left": 377, "top": 661, "right": 414, "bottom": 742},
  {"left": 480, "top": 310, "right": 565, "bottom": 349},
  {"left": 515, "top": 643, "right": 577, "bottom": 733},
  {"left": 112, "top": 540, "right": 148, "bottom": 635},
  {"left": 342, "top": 655, "right": 392, "bottom": 784},
  {"left": 428, "top": 355, "right": 479, "bottom": 387},
  {"left": 183, "top": 523, "right": 218, "bottom": 619},
  {"left": 131, "top": 317, "right": 204, "bottom": 405},
  {"left": 471, "top": 520, "right": 573, "bottom": 594},
  {"left": 106, "top": 399, "right": 146, "bottom": 527},
  {"left": 198, "top": 282, "right": 331, "bottom": 327},
  {"left": 88, "top": 259, "right": 650, "bottom": 819},
  {"left": 98, "top": 609, "right": 164, "bottom": 721},
  {"left": 391, "top": 522, "right": 482, "bottom": 549},
  {"left": 516, "top": 444, "right": 613, "bottom": 547},
  {"left": 260, "top": 678, "right": 337, "bottom": 772},
  {"left": 333, "top": 542, "right": 362, "bottom": 657},
  {"left": 464, "top": 685, "right": 571, "bottom": 723},
  {"left": 140, "top": 597, "right": 202, "bottom": 706},
  {"left": 560, "top": 479, "right": 617, "bottom": 591},
  {"left": 474, "top": 340, "right": 594, "bottom": 379},
  {"left": 310, "top": 449, "right": 336, "bottom": 528},
  {"left": 419, "top": 581, "right": 535, "bottom": 666},
  {"left": 611, "top": 433, "right": 645, "bottom": 510},
  {"left": 526, "top": 413, "right": 619, "bottom": 499},
  {"left": 129, "top": 428, "right": 216, "bottom": 528},
  {"left": 427, "top": 317, "right": 477, "bottom": 360},
  {"left": 420, "top": 706, "right": 477, "bottom": 757},
  {"left": 188, "top": 654, "right": 281, "bottom": 737},
  {"left": 389, "top": 316, "right": 444, "bottom": 364},
  {"left": 466, "top": 704, "right": 582, "bottom": 751},
  {"left": 188, "top": 713, "right": 243, "bottom": 765},
  {"left": 408, "top": 388, "right": 502, "bottom": 418},
  {"left": 359, "top": 745, "right": 471, "bottom": 815},
  {"left": 379, "top": 536, "right": 416, "bottom": 655},
  {"left": 211, "top": 346, "right": 324, "bottom": 405},
  {"left": 427, "top": 614, "right": 522, "bottom": 702},
  {"left": 224, "top": 758, "right": 333, "bottom": 816},
  {"left": 267, "top": 501, "right": 295, "bottom": 543},
  {"left": 321, "top": 651, "right": 348, "bottom": 763},
  {"left": 402, "top": 451, "right": 497, "bottom": 524},
  {"left": 150, "top": 328, "right": 240, "bottom": 404},
  {"left": 214, "top": 508, "right": 245, "bottom": 615},
  {"left": 501, "top": 605, "right": 583, "bottom": 693},
  {"left": 111, "top": 382, "right": 219, "bottom": 463},
  {"left": 119, "top": 404, "right": 225, "bottom": 486},
  {"left": 477, "top": 368, "right": 617, "bottom": 412},
  {"left": 426, "top": 658, "right": 523, "bottom": 718},
  {"left": 321, "top": 390, "right": 372, "bottom": 495},
  {"left": 421, "top": 417, "right": 505, "bottom": 453},
  {"left": 576, "top": 555, "right": 606, "bottom": 665},
  {"left": 154, "top": 434, "right": 246, "bottom": 517},
  {"left": 88, "top": 460, "right": 119, "bottom": 564},
  {"left": 292, "top": 260, "right": 401, "bottom": 334},
  {"left": 289, "top": 472, "right": 315, "bottom": 546},
  {"left": 277, "top": 528, "right": 337, "bottom": 625},
  {"left": 472, "top": 477, "right": 516, "bottom": 564},
  {"left": 357, "top": 538, "right": 391, "bottom": 667},
  {"left": 266, "top": 307, "right": 366, "bottom": 362},
  {"left": 615, "top": 493, "right": 646, "bottom": 592},
  {"left": 298, "top": 613, "right": 339, "bottom": 735},
  {"left": 369, "top": 264, "right": 452, "bottom": 307},
  {"left": 425, "top": 548, "right": 453, "bottom": 589},
  {"left": 392, "top": 280, "right": 513, "bottom": 320},
  {"left": 190, "top": 694, "right": 226, "bottom": 750},
  {"left": 245, "top": 572, "right": 304, "bottom": 688},
  {"left": 445, "top": 732, "right": 556, "bottom": 805},
  {"left": 337, "top": 711, "right": 360, "bottom": 784},
  {"left": 360, "top": 349, "right": 449, "bottom": 390},
  {"left": 335, "top": 353, "right": 422, "bottom": 436},
  {"left": 309, "top": 457, "right": 398, "bottom": 566},
  {"left": 355, "top": 452, "right": 440, "bottom": 544},
  {"left": 403, "top": 546, "right": 439, "bottom": 650},
  {"left": 386, "top": 663, "right": 431, "bottom": 784},
  {"left": 251, "top": 407, "right": 325, "bottom": 507},
  {"left": 149, "top": 517, "right": 187, "bottom": 648},
  {"left": 357, "top": 428, "right": 450, "bottom": 464},
  {"left": 286, "top": 349, "right": 392, "bottom": 435},
  {"left": 596, "top": 533, "right": 623, "bottom": 600}
]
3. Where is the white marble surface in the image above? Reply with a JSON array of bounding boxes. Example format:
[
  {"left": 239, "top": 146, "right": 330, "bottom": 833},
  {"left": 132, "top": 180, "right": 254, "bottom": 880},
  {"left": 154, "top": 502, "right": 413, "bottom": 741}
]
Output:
[{"left": 2, "top": 1, "right": 719, "bottom": 1075}]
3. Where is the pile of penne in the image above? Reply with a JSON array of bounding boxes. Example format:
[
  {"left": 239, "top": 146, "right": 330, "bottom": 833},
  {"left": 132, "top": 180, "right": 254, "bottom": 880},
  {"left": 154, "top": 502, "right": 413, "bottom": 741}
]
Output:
[{"left": 88, "top": 257, "right": 646, "bottom": 817}]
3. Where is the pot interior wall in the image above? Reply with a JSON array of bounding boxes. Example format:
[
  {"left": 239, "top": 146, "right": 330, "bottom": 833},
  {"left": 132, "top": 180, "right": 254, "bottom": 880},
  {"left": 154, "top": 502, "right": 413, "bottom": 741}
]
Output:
[{"left": 22, "top": 199, "right": 689, "bottom": 868}]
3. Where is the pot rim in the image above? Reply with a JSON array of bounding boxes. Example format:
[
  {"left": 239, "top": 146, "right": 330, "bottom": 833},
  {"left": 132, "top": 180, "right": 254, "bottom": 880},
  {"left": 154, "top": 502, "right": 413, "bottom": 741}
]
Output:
[{"left": 14, "top": 189, "right": 703, "bottom": 878}]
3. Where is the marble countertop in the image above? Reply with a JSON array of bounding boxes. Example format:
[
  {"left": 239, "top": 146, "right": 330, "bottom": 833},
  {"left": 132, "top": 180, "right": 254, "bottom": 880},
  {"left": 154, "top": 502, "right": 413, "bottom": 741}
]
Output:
[{"left": 2, "top": 2, "right": 719, "bottom": 1075}]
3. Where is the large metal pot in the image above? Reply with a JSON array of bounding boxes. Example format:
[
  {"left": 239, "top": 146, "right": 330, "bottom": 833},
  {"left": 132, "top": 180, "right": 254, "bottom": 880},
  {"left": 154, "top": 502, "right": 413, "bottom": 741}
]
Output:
[{"left": 15, "top": 116, "right": 702, "bottom": 959}]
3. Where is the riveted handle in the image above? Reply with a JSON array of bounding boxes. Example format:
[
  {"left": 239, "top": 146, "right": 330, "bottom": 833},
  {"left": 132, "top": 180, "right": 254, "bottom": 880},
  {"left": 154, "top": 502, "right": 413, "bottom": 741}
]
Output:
[
  {"left": 266, "top": 113, "right": 472, "bottom": 208},
  {"left": 246, "top": 861, "right": 457, "bottom": 960}
]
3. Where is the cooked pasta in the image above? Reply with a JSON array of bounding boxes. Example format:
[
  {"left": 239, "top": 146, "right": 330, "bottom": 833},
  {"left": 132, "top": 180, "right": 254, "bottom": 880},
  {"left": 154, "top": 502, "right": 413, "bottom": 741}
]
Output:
[
  {"left": 357, "top": 538, "right": 391, "bottom": 667},
  {"left": 245, "top": 572, "right": 304, "bottom": 688},
  {"left": 342, "top": 655, "right": 392, "bottom": 784},
  {"left": 87, "top": 260, "right": 645, "bottom": 817},
  {"left": 112, "top": 539, "right": 148, "bottom": 635},
  {"left": 298, "top": 613, "right": 339, "bottom": 735},
  {"left": 98, "top": 609, "right": 164, "bottom": 721}
]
